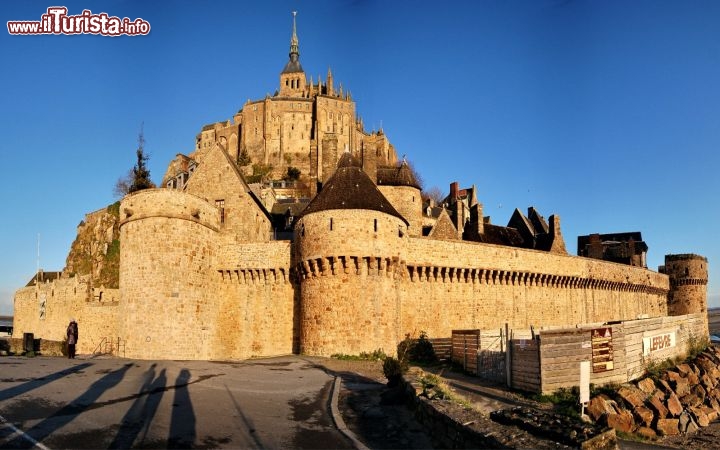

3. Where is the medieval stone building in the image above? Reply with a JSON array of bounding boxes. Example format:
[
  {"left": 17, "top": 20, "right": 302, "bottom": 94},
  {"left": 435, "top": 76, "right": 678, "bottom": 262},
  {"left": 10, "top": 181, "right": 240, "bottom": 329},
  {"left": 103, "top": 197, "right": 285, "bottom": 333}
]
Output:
[{"left": 13, "top": 14, "right": 708, "bottom": 360}]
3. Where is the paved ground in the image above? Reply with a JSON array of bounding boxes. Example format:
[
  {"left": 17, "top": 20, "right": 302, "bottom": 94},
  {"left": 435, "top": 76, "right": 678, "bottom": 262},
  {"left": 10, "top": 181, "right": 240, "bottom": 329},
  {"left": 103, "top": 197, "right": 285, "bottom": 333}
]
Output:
[
  {"left": 0, "top": 352, "right": 701, "bottom": 450},
  {"left": 0, "top": 355, "right": 352, "bottom": 449}
]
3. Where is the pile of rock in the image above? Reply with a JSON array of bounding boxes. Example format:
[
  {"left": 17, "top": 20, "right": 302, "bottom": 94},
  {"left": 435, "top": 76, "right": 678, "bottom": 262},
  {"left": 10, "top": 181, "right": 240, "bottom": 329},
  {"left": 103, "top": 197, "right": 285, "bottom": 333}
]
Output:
[
  {"left": 587, "top": 346, "right": 720, "bottom": 438},
  {"left": 490, "top": 407, "right": 613, "bottom": 448}
]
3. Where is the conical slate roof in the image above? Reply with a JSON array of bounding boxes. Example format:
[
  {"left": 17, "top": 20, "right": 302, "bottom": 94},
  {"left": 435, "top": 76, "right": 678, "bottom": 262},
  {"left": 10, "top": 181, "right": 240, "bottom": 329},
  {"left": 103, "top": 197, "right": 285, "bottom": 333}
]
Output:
[
  {"left": 299, "top": 153, "right": 409, "bottom": 225},
  {"left": 376, "top": 162, "right": 421, "bottom": 189}
]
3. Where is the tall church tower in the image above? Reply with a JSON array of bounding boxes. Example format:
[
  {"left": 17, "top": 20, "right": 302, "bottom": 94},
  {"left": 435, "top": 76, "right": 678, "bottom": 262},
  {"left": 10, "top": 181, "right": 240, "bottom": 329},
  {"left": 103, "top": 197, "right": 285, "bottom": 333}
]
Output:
[{"left": 279, "top": 12, "right": 307, "bottom": 98}]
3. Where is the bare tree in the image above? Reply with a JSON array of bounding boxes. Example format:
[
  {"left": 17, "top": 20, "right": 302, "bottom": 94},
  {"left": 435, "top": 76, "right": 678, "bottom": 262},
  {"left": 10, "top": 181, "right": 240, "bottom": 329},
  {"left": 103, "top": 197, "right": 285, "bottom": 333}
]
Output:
[{"left": 422, "top": 186, "right": 445, "bottom": 204}]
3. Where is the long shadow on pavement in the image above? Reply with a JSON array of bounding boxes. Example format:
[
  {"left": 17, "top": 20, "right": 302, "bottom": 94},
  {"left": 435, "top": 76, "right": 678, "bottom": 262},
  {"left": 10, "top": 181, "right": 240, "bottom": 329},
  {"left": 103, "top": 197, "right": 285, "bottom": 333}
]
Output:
[
  {"left": 4, "top": 363, "right": 133, "bottom": 449},
  {"left": 0, "top": 362, "right": 93, "bottom": 402},
  {"left": 108, "top": 364, "right": 167, "bottom": 449},
  {"left": 168, "top": 368, "right": 196, "bottom": 449}
]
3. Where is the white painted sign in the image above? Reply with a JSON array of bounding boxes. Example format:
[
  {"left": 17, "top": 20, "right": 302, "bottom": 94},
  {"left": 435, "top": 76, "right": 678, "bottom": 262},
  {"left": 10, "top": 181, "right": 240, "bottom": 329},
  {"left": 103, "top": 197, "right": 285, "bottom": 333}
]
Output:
[
  {"left": 643, "top": 331, "right": 676, "bottom": 356},
  {"left": 580, "top": 361, "right": 590, "bottom": 404}
]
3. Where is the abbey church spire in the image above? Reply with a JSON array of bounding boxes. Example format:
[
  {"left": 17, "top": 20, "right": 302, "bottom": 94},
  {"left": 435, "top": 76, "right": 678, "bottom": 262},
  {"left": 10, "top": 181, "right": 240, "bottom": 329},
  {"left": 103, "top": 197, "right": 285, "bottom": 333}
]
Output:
[
  {"left": 290, "top": 11, "right": 299, "bottom": 59},
  {"left": 279, "top": 11, "right": 306, "bottom": 97},
  {"left": 281, "top": 11, "right": 304, "bottom": 75}
]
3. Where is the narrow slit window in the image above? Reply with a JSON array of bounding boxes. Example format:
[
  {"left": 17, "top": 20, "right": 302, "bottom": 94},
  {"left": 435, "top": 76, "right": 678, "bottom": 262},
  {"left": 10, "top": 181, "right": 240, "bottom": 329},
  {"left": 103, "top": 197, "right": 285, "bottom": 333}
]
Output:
[
  {"left": 215, "top": 199, "right": 225, "bottom": 224},
  {"left": 374, "top": 219, "right": 377, "bottom": 232}
]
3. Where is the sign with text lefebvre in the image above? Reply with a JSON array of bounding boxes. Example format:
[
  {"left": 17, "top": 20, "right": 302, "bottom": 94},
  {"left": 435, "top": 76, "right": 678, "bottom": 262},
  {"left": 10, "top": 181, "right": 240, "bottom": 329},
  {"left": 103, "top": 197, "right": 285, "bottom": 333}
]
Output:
[
  {"left": 642, "top": 331, "right": 676, "bottom": 356},
  {"left": 591, "top": 327, "right": 614, "bottom": 373}
]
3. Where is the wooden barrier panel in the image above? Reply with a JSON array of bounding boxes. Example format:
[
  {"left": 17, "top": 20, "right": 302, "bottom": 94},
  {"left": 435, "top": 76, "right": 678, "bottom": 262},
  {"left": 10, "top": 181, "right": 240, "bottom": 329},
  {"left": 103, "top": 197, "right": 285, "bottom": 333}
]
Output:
[
  {"left": 708, "top": 308, "right": 720, "bottom": 336},
  {"left": 511, "top": 339, "right": 540, "bottom": 393},
  {"left": 537, "top": 313, "right": 706, "bottom": 394},
  {"left": 429, "top": 337, "right": 452, "bottom": 361},
  {"left": 452, "top": 330, "right": 480, "bottom": 373}
]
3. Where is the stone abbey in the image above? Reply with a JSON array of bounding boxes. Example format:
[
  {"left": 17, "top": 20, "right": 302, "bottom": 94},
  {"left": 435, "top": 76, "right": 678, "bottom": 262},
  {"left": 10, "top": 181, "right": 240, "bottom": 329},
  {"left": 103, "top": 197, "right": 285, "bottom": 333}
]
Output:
[{"left": 13, "top": 14, "right": 708, "bottom": 360}]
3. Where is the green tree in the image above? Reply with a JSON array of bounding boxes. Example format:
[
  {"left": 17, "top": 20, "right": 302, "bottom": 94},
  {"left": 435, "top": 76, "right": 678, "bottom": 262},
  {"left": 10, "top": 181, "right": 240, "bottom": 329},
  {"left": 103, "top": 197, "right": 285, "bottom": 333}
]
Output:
[
  {"left": 114, "top": 124, "right": 156, "bottom": 197},
  {"left": 129, "top": 126, "right": 155, "bottom": 193},
  {"left": 237, "top": 147, "right": 252, "bottom": 167}
]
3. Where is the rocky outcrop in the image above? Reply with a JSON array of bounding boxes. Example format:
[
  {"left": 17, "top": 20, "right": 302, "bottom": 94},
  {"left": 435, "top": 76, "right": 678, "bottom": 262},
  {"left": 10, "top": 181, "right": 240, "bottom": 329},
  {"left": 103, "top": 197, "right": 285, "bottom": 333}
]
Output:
[
  {"left": 64, "top": 202, "right": 121, "bottom": 289},
  {"left": 587, "top": 345, "right": 720, "bottom": 438}
]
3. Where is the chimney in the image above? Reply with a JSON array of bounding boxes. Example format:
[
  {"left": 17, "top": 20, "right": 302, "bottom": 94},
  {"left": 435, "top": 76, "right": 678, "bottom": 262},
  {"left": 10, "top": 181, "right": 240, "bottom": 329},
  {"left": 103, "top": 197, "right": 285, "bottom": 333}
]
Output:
[
  {"left": 548, "top": 215, "right": 568, "bottom": 255},
  {"left": 450, "top": 181, "right": 459, "bottom": 200}
]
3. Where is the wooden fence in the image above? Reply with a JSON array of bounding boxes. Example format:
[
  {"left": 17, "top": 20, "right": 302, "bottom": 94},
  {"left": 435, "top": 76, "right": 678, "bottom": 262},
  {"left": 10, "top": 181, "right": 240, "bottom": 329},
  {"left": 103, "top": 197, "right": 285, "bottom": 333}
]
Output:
[
  {"left": 450, "top": 313, "right": 707, "bottom": 394},
  {"left": 533, "top": 313, "right": 706, "bottom": 393},
  {"left": 429, "top": 337, "right": 452, "bottom": 361},
  {"left": 511, "top": 338, "right": 540, "bottom": 392},
  {"left": 708, "top": 308, "right": 720, "bottom": 336}
]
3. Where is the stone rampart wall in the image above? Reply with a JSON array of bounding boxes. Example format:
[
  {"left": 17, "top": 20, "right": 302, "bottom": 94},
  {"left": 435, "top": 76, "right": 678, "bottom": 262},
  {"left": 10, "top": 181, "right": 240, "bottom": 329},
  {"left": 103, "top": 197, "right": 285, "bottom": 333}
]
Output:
[
  {"left": 119, "top": 189, "right": 219, "bottom": 359},
  {"left": 12, "top": 275, "right": 120, "bottom": 355}
]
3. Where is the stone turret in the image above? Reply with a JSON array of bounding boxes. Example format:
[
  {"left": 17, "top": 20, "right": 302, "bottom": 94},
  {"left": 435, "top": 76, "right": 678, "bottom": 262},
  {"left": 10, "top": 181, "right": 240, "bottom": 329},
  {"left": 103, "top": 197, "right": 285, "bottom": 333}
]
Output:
[
  {"left": 293, "top": 153, "right": 408, "bottom": 356},
  {"left": 662, "top": 254, "right": 709, "bottom": 319}
]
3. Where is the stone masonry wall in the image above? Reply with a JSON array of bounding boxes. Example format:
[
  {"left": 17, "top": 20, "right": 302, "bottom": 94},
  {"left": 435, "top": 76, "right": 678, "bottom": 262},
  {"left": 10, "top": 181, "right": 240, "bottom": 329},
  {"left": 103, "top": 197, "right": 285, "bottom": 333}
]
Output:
[
  {"left": 378, "top": 185, "right": 423, "bottom": 237},
  {"left": 398, "top": 237, "right": 669, "bottom": 338},
  {"left": 12, "top": 275, "right": 119, "bottom": 355},
  {"left": 215, "top": 241, "right": 295, "bottom": 358},
  {"left": 119, "top": 189, "right": 219, "bottom": 360}
]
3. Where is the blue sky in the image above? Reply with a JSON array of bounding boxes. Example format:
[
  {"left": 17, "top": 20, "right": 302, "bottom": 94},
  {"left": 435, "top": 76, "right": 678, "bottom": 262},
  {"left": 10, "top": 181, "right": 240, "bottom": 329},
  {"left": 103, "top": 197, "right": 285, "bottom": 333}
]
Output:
[{"left": 1, "top": 0, "right": 719, "bottom": 316}]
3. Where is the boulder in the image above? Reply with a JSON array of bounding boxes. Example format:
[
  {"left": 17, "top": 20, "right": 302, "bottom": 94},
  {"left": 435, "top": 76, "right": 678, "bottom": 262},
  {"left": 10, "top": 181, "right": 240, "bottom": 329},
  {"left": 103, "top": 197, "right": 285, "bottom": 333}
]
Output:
[
  {"left": 690, "top": 407, "right": 710, "bottom": 427},
  {"left": 680, "top": 393, "right": 703, "bottom": 409},
  {"left": 691, "top": 384, "right": 707, "bottom": 403},
  {"left": 708, "top": 396, "right": 720, "bottom": 414},
  {"left": 701, "top": 374, "right": 715, "bottom": 391},
  {"left": 702, "top": 405, "right": 718, "bottom": 423},
  {"left": 666, "top": 391, "right": 683, "bottom": 417},
  {"left": 632, "top": 406, "right": 654, "bottom": 427},
  {"left": 646, "top": 394, "right": 668, "bottom": 419},
  {"left": 673, "top": 377, "right": 691, "bottom": 397},
  {"left": 656, "top": 378, "right": 674, "bottom": 396},
  {"left": 655, "top": 418, "right": 680, "bottom": 436},
  {"left": 666, "top": 370, "right": 682, "bottom": 383},
  {"left": 587, "top": 395, "right": 618, "bottom": 423},
  {"left": 679, "top": 411, "right": 699, "bottom": 434},
  {"left": 606, "top": 410, "right": 635, "bottom": 433},
  {"left": 636, "top": 378, "right": 655, "bottom": 395},
  {"left": 618, "top": 385, "right": 646, "bottom": 409},
  {"left": 676, "top": 363, "right": 692, "bottom": 376}
]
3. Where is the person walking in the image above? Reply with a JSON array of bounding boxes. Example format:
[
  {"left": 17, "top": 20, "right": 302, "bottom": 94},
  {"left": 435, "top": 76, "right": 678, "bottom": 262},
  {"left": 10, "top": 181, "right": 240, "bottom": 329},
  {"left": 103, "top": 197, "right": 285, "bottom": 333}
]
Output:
[{"left": 66, "top": 320, "right": 78, "bottom": 359}]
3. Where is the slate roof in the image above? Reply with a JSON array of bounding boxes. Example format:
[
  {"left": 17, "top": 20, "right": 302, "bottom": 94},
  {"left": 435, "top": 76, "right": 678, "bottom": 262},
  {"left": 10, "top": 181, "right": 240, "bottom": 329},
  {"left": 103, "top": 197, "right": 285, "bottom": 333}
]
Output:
[
  {"left": 299, "top": 153, "right": 409, "bottom": 225},
  {"left": 376, "top": 163, "right": 421, "bottom": 189},
  {"left": 25, "top": 271, "right": 62, "bottom": 287},
  {"left": 480, "top": 224, "right": 525, "bottom": 247},
  {"left": 577, "top": 232, "right": 647, "bottom": 252},
  {"left": 282, "top": 58, "right": 304, "bottom": 74},
  {"left": 271, "top": 201, "right": 308, "bottom": 217}
]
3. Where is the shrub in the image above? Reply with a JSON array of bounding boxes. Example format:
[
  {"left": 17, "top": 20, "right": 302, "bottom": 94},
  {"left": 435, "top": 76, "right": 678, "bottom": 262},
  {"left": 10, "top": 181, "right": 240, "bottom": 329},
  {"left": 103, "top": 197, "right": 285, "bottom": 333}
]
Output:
[
  {"left": 397, "top": 331, "right": 437, "bottom": 365},
  {"left": 331, "top": 349, "right": 386, "bottom": 361},
  {"left": 383, "top": 357, "right": 404, "bottom": 387}
]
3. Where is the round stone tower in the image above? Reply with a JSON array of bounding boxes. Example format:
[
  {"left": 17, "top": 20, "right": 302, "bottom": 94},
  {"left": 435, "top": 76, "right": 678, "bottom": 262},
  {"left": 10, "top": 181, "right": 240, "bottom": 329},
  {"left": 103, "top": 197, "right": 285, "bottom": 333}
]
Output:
[
  {"left": 118, "top": 189, "right": 220, "bottom": 359},
  {"left": 377, "top": 162, "right": 423, "bottom": 237},
  {"left": 663, "top": 254, "right": 708, "bottom": 317},
  {"left": 294, "top": 153, "right": 408, "bottom": 356}
]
